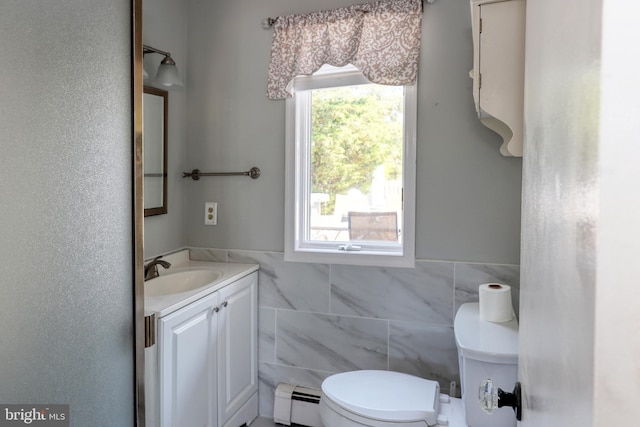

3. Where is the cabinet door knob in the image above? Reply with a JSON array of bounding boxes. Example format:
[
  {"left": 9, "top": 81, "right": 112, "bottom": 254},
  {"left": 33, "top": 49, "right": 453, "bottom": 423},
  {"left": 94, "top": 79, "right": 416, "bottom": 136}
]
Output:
[
  {"left": 222, "top": 300, "right": 228, "bottom": 307},
  {"left": 213, "top": 306, "right": 220, "bottom": 313}
]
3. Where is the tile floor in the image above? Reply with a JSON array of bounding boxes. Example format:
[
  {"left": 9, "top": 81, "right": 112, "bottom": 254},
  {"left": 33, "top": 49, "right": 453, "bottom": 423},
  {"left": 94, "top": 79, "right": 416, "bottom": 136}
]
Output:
[
  {"left": 249, "top": 417, "right": 310, "bottom": 427},
  {"left": 249, "top": 417, "right": 281, "bottom": 427}
]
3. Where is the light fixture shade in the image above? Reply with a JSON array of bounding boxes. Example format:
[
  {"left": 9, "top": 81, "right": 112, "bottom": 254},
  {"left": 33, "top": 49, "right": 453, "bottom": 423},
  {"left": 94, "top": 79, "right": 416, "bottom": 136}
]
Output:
[{"left": 155, "top": 56, "right": 183, "bottom": 87}]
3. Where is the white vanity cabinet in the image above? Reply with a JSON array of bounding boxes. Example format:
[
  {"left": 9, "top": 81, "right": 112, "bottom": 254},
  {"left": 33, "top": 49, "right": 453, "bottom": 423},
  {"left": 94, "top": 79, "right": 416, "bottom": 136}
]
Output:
[
  {"left": 157, "top": 271, "right": 258, "bottom": 427},
  {"left": 159, "top": 292, "right": 217, "bottom": 427},
  {"left": 470, "top": 0, "right": 526, "bottom": 157},
  {"left": 216, "top": 275, "right": 259, "bottom": 426}
]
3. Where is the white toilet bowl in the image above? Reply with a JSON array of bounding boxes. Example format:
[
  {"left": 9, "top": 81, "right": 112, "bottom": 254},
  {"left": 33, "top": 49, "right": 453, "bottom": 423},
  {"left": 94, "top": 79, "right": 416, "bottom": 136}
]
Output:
[
  {"left": 319, "top": 303, "right": 519, "bottom": 427},
  {"left": 319, "top": 370, "right": 466, "bottom": 427}
]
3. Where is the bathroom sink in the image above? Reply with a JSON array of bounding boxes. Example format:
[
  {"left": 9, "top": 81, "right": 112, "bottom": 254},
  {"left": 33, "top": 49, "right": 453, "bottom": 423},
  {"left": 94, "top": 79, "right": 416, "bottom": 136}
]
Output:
[{"left": 145, "top": 268, "right": 222, "bottom": 297}]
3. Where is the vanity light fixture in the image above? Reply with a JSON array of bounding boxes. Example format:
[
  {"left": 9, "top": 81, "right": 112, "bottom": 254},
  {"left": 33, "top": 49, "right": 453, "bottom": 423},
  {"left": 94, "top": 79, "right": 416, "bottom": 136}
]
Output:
[{"left": 143, "top": 44, "right": 183, "bottom": 87}]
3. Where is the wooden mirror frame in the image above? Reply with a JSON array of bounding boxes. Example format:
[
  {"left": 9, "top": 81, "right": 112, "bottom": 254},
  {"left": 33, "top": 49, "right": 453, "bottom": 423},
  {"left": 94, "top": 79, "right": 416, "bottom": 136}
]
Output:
[{"left": 143, "top": 86, "right": 168, "bottom": 216}]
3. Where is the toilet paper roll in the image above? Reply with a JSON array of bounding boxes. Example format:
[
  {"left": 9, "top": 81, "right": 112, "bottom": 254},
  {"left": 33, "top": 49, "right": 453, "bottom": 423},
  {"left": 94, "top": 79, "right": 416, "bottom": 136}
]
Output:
[{"left": 479, "top": 283, "right": 514, "bottom": 323}]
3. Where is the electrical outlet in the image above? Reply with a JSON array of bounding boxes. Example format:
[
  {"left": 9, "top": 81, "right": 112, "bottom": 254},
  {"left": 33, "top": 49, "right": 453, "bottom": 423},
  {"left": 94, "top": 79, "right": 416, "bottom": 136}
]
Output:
[{"left": 204, "top": 202, "right": 217, "bottom": 225}]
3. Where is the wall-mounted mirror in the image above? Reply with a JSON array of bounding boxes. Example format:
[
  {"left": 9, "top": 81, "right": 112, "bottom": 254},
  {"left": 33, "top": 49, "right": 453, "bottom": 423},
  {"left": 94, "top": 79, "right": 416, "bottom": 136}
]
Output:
[{"left": 144, "top": 86, "right": 168, "bottom": 216}]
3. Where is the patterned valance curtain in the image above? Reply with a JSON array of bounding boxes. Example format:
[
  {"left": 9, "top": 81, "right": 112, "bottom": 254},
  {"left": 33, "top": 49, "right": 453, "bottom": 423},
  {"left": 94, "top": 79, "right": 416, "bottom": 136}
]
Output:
[{"left": 266, "top": 0, "right": 423, "bottom": 99}]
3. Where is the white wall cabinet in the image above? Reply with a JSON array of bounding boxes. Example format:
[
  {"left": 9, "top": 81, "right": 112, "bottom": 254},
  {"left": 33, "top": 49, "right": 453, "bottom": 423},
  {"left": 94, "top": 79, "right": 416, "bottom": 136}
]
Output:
[
  {"left": 157, "top": 271, "right": 258, "bottom": 427},
  {"left": 470, "top": 0, "right": 526, "bottom": 157}
]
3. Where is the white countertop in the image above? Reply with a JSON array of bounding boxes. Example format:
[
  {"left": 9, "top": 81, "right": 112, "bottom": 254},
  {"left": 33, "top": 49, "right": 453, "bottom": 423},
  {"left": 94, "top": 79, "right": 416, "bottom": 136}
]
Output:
[{"left": 144, "top": 253, "right": 258, "bottom": 317}]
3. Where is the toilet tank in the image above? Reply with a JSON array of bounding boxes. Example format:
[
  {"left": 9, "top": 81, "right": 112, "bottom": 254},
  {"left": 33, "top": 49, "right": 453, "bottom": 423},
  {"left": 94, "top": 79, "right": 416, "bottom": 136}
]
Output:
[{"left": 454, "top": 303, "right": 518, "bottom": 427}]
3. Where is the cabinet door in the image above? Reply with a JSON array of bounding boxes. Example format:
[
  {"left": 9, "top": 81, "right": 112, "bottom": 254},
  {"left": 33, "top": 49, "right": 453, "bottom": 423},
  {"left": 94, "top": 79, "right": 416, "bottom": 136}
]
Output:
[
  {"left": 476, "top": 0, "right": 526, "bottom": 156},
  {"left": 159, "top": 293, "right": 218, "bottom": 427},
  {"left": 217, "top": 272, "right": 258, "bottom": 426}
]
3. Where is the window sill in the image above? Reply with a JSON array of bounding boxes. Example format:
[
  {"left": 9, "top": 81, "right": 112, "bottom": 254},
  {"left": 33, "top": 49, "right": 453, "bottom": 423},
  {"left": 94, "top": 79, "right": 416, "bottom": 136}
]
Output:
[{"left": 284, "top": 247, "right": 415, "bottom": 268}]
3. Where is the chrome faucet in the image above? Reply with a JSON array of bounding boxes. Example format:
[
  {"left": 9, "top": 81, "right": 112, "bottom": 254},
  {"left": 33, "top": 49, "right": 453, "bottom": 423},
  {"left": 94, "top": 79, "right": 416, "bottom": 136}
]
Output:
[{"left": 144, "top": 256, "right": 171, "bottom": 280}]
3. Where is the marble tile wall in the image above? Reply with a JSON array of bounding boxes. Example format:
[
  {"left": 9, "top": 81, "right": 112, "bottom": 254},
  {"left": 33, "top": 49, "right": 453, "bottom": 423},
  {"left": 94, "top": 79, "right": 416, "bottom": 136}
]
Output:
[{"left": 188, "top": 248, "right": 520, "bottom": 417}]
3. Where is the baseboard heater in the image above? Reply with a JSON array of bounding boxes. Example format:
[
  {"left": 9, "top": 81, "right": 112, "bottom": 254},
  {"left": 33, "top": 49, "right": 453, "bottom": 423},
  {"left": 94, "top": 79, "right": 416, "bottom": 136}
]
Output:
[{"left": 273, "top": 383, "right": 323, "bottom": 427}]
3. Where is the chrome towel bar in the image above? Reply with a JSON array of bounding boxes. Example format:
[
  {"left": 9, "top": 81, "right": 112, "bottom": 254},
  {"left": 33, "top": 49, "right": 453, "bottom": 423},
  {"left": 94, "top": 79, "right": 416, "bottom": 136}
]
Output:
[{"left": 182, "top": 167, "right": 261, "bottom": 181}]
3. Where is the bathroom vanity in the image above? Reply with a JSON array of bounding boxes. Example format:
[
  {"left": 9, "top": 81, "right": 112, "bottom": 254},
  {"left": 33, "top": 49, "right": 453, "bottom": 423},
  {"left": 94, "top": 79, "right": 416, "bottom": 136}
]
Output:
[{"left": 144, "top": 252, "right": 259, "bottom": 427}]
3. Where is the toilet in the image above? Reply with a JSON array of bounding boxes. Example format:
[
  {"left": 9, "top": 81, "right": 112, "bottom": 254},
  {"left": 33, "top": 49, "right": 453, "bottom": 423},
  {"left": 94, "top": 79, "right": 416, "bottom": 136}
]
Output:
[{"left": 319, "top": 302, "right": 519, "bottom": 427}]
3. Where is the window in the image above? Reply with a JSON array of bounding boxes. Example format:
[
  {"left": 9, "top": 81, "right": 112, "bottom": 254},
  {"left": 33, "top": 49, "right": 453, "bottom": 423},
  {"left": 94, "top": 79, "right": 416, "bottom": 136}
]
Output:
[{"left": 285, "top": 65, "right": 416, "bottom": 267}]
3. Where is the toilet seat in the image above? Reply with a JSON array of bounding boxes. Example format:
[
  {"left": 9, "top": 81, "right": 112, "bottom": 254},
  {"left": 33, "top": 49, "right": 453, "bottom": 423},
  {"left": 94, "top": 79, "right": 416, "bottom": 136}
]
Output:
[
  {"left": 321, "top": 370, "right": 440, "bottom": 425},
  {"left": 320, "top": 396, "right": 433, "bottom": 427}
]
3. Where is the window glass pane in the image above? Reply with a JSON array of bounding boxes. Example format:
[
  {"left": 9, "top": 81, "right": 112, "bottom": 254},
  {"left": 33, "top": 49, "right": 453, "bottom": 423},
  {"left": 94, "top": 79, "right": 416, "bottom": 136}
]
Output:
[{"left": 308, "top": 84, "right": 404, "bottom": 244}]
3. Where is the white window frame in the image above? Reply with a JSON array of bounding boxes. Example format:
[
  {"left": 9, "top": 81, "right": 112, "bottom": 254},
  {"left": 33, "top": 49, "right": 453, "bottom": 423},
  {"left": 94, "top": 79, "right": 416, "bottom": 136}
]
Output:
[{"left": 284, "top": 65, "right": 417, "bottom": 268}]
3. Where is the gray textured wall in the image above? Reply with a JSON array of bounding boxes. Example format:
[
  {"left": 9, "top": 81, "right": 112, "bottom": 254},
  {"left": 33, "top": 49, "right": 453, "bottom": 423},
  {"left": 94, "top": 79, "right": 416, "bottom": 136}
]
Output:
[
  {"left": 184, "top": 0, "right": 522, "bottom": 264},
  {"left": 0, "top": 1, "right": 135, "bottom": 425},
  {"left": 143, "top": 0, "right": 188, "bottom": 257}
]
